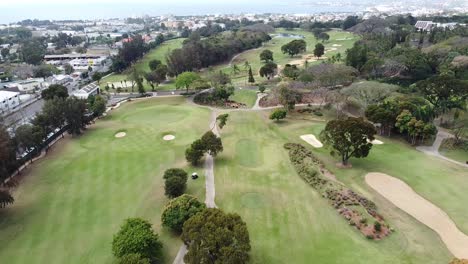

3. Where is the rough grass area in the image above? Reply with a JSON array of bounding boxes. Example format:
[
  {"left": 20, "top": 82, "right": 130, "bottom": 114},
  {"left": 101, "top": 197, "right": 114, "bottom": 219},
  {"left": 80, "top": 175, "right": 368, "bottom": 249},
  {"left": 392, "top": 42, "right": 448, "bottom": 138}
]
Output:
[
  {"left": 0, "top": 97, "right": 210, "bottom": 264},
  {"left": 439, "top": 138, "right": 468, "bottom": 164},
  {"left": 229, "top": 89, "right": 258, "bottom": 108}
]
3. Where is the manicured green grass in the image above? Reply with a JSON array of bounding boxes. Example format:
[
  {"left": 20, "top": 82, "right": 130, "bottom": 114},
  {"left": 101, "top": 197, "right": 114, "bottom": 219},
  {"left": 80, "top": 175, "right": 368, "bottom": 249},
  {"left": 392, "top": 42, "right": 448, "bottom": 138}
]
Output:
[
  {"left": 214, "top": 110, "right": 458, "bottom": 264},
  {"left": 0, "top": 97, "right": 210, "bottom": 264},
  {"left": 100, "top": 38, "right": 185, "bottom": 92},
  {"left": 229, "top": 89, "right": 258, "bottom": 108}
]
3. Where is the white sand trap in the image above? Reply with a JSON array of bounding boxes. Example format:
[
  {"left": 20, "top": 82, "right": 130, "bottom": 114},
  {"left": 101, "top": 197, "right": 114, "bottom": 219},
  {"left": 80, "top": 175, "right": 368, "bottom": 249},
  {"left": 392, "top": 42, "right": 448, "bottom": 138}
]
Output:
[
  {"left": 368, "top": 139, "right": 384, "bottom": 145},
  {"left": 366, "top": 173, "right": 468, "bottom": 259},
  {"left": 115, "top": 132, "right": 126, "bottom": 138},
  {"left": 163, "top": 135, "right": 175, "bottom": 141},
  {"left": 332, "top": 44, "right": 342, "bottom": 47},
  {"left": 300, "top": 134, "right": 323, "bottom": 148}
]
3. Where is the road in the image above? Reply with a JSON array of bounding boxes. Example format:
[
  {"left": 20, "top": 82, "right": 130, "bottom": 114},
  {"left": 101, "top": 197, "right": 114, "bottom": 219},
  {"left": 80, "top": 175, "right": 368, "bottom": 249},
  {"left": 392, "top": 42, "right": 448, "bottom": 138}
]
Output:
[{"left": 4, "top": 98, "right": 44, "bottom": 128}]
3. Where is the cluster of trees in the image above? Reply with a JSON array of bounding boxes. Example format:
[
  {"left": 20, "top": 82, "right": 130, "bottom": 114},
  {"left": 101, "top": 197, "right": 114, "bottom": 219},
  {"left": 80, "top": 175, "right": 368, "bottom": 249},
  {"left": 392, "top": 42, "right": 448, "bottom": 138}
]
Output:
[
  {"left": 365, "top": 96, "right": 437, "bottom": 143},
  {"left": 166, "top": 29, "right": 271, "bottom": 76},
  {"left": 144, "top": 59, "right": 168, "bottom": 91},
  {"left": 185, "top": 131, "right": 223, "bottom": 166},
  {"left": 111, "top": 34, "right": 149, "bottom": 73}
]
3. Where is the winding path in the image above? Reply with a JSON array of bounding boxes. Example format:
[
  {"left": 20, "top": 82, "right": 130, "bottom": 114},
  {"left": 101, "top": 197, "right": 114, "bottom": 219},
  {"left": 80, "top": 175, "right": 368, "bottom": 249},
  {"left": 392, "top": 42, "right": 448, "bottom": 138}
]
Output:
[{"left": 417, "top": 130, "right": 468, "bottom": 168}]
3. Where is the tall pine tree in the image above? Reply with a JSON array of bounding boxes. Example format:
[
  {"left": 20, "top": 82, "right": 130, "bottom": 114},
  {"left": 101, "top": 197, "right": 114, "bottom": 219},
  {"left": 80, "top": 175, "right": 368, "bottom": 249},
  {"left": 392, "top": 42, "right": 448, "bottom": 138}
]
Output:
[{"left": 248, "top": 67, "right": 255, "bottom": 84}]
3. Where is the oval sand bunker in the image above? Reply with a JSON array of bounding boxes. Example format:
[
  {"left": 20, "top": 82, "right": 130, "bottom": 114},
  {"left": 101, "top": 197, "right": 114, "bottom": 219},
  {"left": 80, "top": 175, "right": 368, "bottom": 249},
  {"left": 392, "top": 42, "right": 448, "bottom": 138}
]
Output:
[
  {"left": 163, "top": 135, "right": 175, "bottom": 141},
  {"left": 115, "top": 132, "right": 126, "bottom": 138}
]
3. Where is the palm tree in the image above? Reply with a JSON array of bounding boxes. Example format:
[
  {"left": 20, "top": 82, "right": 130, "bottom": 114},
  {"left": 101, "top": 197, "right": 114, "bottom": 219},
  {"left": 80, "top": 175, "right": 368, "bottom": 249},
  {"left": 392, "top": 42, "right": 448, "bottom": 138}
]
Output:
[
  {"left": 243, "top": 61, "right": 251, "bottom": 71},
  {"left": 231, "top": 64, "right": 240, "bottom": 75}
]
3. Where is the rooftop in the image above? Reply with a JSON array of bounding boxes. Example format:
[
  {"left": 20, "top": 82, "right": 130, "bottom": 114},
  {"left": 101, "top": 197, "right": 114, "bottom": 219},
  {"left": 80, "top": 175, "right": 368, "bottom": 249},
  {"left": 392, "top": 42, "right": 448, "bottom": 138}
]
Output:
[{"left": 0, "top": 90, "right": 19, "bottom": 101}]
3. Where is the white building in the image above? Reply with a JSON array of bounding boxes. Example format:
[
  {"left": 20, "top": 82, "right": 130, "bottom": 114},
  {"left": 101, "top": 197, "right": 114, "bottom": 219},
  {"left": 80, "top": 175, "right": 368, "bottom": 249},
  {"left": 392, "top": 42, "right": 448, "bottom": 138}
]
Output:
[
  {"left": 47, "top": 75, "right": 73, "bottom": 86},
  {"left": 0, "top": 91, "right": 21, "bottom": 115},
  {"left": 4, "top": 78, "right": 48, "bottom": 93},
  {"left": 72, "top": 82, "right": 99, "bottom": 99}
]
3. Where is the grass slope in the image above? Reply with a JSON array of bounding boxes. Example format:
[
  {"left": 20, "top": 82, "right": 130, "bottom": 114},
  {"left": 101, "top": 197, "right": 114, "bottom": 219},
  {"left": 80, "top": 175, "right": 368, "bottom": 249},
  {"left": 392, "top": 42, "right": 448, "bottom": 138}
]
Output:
[
  {"left": 0, "top": 97, "right": 210, "bottom": 264},
  {"left": 215, "top": 110, "right": 455, "bottom": 264},
  {"left": 229, "top": 89, "right": 258, "bottom": 108}
]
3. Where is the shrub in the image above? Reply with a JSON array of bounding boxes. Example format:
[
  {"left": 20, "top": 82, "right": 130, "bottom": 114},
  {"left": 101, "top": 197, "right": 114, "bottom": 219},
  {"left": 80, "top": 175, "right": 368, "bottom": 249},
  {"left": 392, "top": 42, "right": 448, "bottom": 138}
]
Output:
[
  {"left": 374, "top": 221, "right": 382, "bottom": 232},
  {"left": 112, "top": 218, "right": 163, "bottom": 261},
  {"left": 161, "top": 194, "right": 206, "bottom": 233},
  {"left": 163, "top": 168, "right": 188, "bottom": 181},
  {"left": 269, "top": 109, "right": 287, "bottom": 121}
]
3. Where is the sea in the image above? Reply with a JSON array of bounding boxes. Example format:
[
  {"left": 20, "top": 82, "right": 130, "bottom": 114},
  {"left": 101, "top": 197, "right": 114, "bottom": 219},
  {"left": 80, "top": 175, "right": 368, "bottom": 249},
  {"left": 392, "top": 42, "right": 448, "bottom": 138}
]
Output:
[{"left": 0, "top": 2, "right": 364, "bottom": 24}]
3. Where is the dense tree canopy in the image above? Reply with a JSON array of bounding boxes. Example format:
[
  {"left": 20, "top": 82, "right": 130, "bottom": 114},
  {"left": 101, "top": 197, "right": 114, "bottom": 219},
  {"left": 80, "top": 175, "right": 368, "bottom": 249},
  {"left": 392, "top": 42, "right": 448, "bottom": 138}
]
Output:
[
  {"left": 161, "top": 194, "right": 206, "bottom": 233},
  {"left": 112, "top": 218, "right": 163, "bottom": 262},
  {"left": 182, "top": 208, "right": 251, "bottom": 264},
  {"left": 281, "top": 39, "right": 307, "bottom": 57},
  {"left": 260, "top": 49, "right": 274, "bottom": 62},
  {"left": 41, "top": 84, "right": 69, "bottom": 100}
]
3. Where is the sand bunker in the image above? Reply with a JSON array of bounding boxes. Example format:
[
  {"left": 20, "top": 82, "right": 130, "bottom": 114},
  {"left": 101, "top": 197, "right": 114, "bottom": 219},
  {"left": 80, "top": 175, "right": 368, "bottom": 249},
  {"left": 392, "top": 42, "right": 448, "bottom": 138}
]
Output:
[
  {"left": 289, "top": 54, "right": 327, "bottom": 66},
  {"left": 366, "top": 173, "right": 468, "bottom": 259},
  {"left": 300, "top": 134, "right": 323, "bottom": 148},
  {"left": 368, "top": 139, "right": 384, "bottom": 145},
  {"left": 115, "top": 132, "right": 126, "bottom": 138},
  {"left": 163, "top": 135, "right": 175, "bottom": 141},
  {"left": 332, "top": 44, "right": 342, "bottom": 47}
]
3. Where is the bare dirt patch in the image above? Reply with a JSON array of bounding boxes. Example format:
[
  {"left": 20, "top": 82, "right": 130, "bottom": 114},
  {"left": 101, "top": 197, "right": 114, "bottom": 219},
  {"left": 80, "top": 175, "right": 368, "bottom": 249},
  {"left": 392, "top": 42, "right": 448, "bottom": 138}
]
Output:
[
  {"left": 366, "top": 172, "right": 468, "bottom": 259},
  {"left": 300, "top": 134, "right": 323, "bottom": 148}
]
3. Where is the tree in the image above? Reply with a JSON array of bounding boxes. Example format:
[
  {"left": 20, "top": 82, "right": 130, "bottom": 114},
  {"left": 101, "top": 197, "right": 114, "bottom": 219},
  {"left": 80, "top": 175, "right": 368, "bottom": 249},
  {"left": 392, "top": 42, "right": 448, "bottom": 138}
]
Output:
[
  {"left": 128, "top": 68, "right": 142, "bottom": 93},
  {"left": 320, "top": 117, "right": 377, "bottom": 166},
  {"left": 21, "top": 38, "right": 46, "bottom": 65},
  {"left": 182, "top": 208, "right": 251, "bottom": 264},
  {"left": 259, "top": 62, "right": 277, "bottom": 79},
  {"left": 163, "top": 168, "right": 188, "bottom": 181},
  {"left": 34, "top": 64, "right": 59, "bottom": 78},
  {"left": 282, "top": 64, "right": 300, "bottom": 79},
  {"left": 278, "top": 85, "right": 302, "bottom": 111},
  {"left": 41, "top": 84, "right": 68, "bottom": 100},
  {"left": 0, "top": 124, "right": 16, "bottom": 208},
  {"left": 248, "top": 67, "right": 255, "bottom": 84},
  {"left": 116, "top": 254, "right": 150, "bottom": 264},
  {"left": 208, "top": 71, "right": 231, "bottom": 88},
  {"left": 216, "top": 114, "right": 229, "bottom": 129},
  {"left": 190, "top": 79, "right": 210, "bottom": 90},
  {"left": 343, "top": 16, "right": 359, "bottom": 29},
  {"left": 64, "top": 63, "right": 74, "bottom": 75},
  {"left": 92, "top": 95, "right": 107, "bottom": 117},
  {"left": 318, "top": 32, "right": 330, "bottom": 42},
  {"left": 281, "top": 39, "right": 307, "bottom": 57},
  {"left": 165, "top": 176, "right": 186, "bottom": 198},
  {"left": 92, "top": 72, "right": 103, "bottom": 85},
  {"left": 64, "top": 97, "right": 88, "bottom": 135},
  {"left": 148, "top": 59, "right": 162, "bottom": 71},
  {"left": 231, "top": 64, "right": 240, "bottom": 75},
  {"left": 341, "top": 82, "right": 398, "bottom": 109},
  {"left": 258, "top": 84, "right": 266, "bottom": 93},
  {"left": 15, "top": 124, "right": 44, "bottom": 152},
  {"left": 314, "top": 43, "right": 325, "bottom": 59},
  {"left": 365, "top": 104, "right": 397, "bottom": 136},
  {"left": 416, "top": 75, "right": 468, "bottom": 115},
  {"left": 112, "top": 218, "right": 163, "bottom": 262},
  {"left": 161, "top": 194, "right": 206, "bottom": 233},
  {"left": 185, "top": 139, "right": 206, "bottom": 166},
  {"left": 270, "top": 109, "right": 287, "bottom": 121},
  {"left": 260, "top": 49, "right": 274, "bottom": 62},
  {"left": 176, "top": 72, "right": 200, "bottom": 92},
  {"left": 201, "top": 131, "right": 223, "bottom": 157}
]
